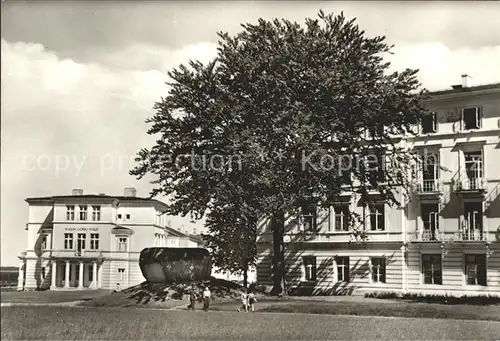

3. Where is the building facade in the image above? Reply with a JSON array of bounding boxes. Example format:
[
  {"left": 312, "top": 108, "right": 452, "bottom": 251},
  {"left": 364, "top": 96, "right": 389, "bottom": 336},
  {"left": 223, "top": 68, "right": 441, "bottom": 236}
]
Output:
[
  {"left": 256, "top": 81, "right": 500, "bottom": 297},
  {"left": 18, "top": 188, "right": 202, "bottom": 291}
]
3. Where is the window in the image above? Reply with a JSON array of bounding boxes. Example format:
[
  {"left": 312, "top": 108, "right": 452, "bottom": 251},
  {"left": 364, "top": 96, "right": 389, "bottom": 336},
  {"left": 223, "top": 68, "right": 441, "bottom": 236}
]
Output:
[
  {"left": 333, "top": 205, "right": 349, "bottom": 231},
  {"left": 465, "top": 254, "right": 487, "bottom": 286},
  {"left": 303, "top": 256, "right": 317, "bottom": 281},
  {"left": 300, "top": 204, "right": 317, "bottom": 232},
  {"left": 118, "top": 237, "right": 128, "bottom": 252},
  {"left": 371, "top": 258, "right": 386, "bottom": 283},
  {"left": 79, "top": 205, "right": 88, "bottom": 221},
  {"left": 117, "top": 214, "right": 122, "bottom": 219},
  {"left": 421, "top": 152, "right": 439, "bottom": 191},
  {"left": 126, "top": 214, "right": 130, "bottom": 220},
  {"left": 64, "top": 233, "right": 73, "bottom": 249},
  {"left": 365, "top": 153, "right": 385, "bottom": 183},
  {"left": 88, "top": 265, "right": 93, "bottom": 282},
  {"left": 462, "top": 107, "right": 482, "bottom": 130},
  {"left": 421, "top": 203, "right": 439, "bottom": 240},
  {"left": 40, "top": 234, "right": 47, "bottom": 250},
  {"left": 336, "top": 256, "right": 350, "bottom": 282},
  {"left": 118, "top": 268, "right": 125, "bottom": 281},
  {"left": 66, "top": 205, "right": 75, "bottom": 221},
  {"left": 77, "top": 233, "right": 86, "bottom": 253},
  {"left": 464, "top": 202, "right": 483, "bottom": 240},
  {"left": 41, "top": 267, "right": 46, "bottom": 280},
  {"left": 422, "top": 254, "right": 442, "bottom": 285},
  {"left": 464, "top": 151, "right": 483, "bottom": 189},
  {"left": 90, "top": 233, "right": 99, "bottom": 250},
  {"left": 369, "top": 204, "right": 385, "bottom": 231},
  {"left": 92, "top": 206, "right": 101, "bottom": 221},
  {"left": 422, "top": 112, "right": 437, "bottom": 134}
]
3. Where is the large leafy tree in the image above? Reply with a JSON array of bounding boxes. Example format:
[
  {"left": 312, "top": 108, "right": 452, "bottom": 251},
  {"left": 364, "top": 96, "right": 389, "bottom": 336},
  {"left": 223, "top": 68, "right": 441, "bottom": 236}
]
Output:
[{"left": 131, "top": 11, "right": 428, "bottom": 295}]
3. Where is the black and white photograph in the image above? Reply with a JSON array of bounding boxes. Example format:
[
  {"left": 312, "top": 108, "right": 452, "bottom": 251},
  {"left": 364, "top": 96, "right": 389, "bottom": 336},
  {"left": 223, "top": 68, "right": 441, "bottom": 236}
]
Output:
[{"left": 1, "top": 1, "right": 500, "bottom": 340}]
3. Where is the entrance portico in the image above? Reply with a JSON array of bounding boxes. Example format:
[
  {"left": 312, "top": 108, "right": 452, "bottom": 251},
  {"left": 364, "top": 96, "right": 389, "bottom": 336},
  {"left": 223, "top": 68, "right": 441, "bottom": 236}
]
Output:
[{"left": 50, "top": 259, "right": 101, "bottom": 290}]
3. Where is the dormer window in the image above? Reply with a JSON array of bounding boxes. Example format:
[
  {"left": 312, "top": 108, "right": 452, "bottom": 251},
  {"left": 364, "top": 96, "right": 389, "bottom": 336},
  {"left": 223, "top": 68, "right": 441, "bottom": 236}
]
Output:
[
  {"left": 462, "top": 107, "right": 482, "bottom": 130},
  {"left": 422, "top": 112, "right": 437, "bottom": 134}
]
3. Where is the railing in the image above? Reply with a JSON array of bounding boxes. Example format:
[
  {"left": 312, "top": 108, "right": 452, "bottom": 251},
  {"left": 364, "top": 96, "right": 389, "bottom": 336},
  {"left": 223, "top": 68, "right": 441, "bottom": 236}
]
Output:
[
  {"left": 485, "top": 182, "right": 500, "bottom": 211},
  {"left": 416, "top": 179, "right": 442, "bottom": 193},
  {"left": 412, "top": 230, "right": 443, "bottom": 242},
  {"left": 458, "top": 228, "right": 486, "bottom": 241},
  {"left": 454, "top": 177, "right": 486, "bottom": 191},
  {"left": 458, "top": 219, "right": 487, "bottom": 241}
]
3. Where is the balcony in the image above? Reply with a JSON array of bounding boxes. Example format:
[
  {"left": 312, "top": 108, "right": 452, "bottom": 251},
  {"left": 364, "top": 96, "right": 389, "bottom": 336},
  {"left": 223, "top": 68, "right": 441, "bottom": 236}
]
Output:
[
  {"left": 51, "top": 249, "right": 103, "bottom": 259},
  {"left": 457, "top": 219, "right": 486, "bottom": 242},
  {"left": 411, "top": 229, "right": 443, "bottom": 242},
  {"left": 453, "top": 177, "right": 487, "bottom": 197},
  {"left": 415, "top": 179, "right": 443, "bottom": 198}
]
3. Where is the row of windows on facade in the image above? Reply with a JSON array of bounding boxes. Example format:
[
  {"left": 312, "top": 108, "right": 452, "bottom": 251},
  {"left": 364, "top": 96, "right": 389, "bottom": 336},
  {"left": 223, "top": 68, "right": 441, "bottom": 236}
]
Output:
[
  {"left": 65, "top": 205, "right": 131, "bottom": 221},
  {"left": 420, "top": 107, "right": 483, "bottom": 134},
  {"left": 301, "top": 254, "right": 487, "bottom": 286},
  {"left": 296, "top": 148, "right": 484, "bottom": 188},
  {"left": 40, "top": 266, "right": 127, "bottom": 282},
  {"left": 60, "top": 233, "right": 128, "bottom": 252},
  {"left": 300, "top": 200, "right": 484, "bottom": 233}
]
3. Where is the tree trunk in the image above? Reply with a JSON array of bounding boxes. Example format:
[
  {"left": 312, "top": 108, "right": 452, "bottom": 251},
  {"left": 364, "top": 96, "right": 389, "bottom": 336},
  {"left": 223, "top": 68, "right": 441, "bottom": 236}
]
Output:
[
  {"left": 243, "top": 266, "right": 248, "bottom": 289},
  {"left": 270, "top": 211, "right": 285, "bottom": 296}
]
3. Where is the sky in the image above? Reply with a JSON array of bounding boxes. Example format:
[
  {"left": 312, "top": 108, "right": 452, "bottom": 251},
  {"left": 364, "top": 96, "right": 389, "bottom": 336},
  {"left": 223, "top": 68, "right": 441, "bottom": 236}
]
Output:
[{"left": 1, "top": 1, "right": 500, "bottom": 266}]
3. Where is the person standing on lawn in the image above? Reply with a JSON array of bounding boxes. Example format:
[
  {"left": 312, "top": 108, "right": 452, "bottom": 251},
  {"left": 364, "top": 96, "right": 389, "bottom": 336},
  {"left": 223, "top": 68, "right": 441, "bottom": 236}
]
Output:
[
  {"left": 202, "top": 286, "right": 211, "bottom": 311},
  {"left": 237, "top": 289, "right": 248, "bottom": 312},
  {"left": 247, "top": 290, "right": 257, "bottom": 312},
  {"left": 188, "top": 284, "right": 197, "bottom": 310}
]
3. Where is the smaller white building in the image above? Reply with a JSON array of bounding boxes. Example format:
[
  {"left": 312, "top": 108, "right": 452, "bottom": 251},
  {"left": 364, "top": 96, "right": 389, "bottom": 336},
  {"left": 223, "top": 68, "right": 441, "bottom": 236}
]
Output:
[{"left": 18, "top": 188, "right": 203, "bottom": 291}]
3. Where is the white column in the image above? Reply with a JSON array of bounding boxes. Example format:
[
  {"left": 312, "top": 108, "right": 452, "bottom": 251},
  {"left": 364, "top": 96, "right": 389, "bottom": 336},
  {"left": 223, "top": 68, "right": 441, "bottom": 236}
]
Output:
[
  {"left": 92, "top": 262, "right": 98, "bottom": 289},
  {"left": 64, "top": 261, "right": 70, "bottom": 288},
  {"left": 51, "top": 261, "right": 57, "bottom": 289},
  {"left": 78, "top": 262, "right": 84, "bottom": 289},
  {"left": 17, "top": 260, "right": 24, "bottom": 291},
  {"left": 97, "top": 262, "right": 103, "bottom": 288}
]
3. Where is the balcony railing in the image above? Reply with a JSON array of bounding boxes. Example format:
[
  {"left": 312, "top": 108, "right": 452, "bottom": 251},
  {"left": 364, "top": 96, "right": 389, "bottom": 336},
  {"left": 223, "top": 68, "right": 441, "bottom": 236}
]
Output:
[
  {"left": 416, "top": 179, "right": 442, "bottom": 193},
  {"left": 454, "top": 177, "right": 487, "bottom": 192},
  {"left": 458, "top": 227, "right": 486, "bottom": 241},
  {"left": 412, "top": 229, "right": 443, "bottom": 242}
]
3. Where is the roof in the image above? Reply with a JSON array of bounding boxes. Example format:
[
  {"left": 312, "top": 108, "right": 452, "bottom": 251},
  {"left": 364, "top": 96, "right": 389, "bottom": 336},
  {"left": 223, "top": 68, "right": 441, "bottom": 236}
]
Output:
[
  {"left": 428, "top": 82, "right": 500, "bottom": 96},
  {"left": 25, "top": 194, "right": 167, "bottom": 207}
]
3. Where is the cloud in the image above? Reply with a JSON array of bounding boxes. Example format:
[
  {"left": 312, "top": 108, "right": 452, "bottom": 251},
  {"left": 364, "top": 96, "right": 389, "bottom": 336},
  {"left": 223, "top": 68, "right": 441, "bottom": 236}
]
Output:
[
  {"left": 389, "top": 43, "right": 500, "bottom": 90},
  {"left": 0, "top": 38, "right": 218, "bottom": 265}
]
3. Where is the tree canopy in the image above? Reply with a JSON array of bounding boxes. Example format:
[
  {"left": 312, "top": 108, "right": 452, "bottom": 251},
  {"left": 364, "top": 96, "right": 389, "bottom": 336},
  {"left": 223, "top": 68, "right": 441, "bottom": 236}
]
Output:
[{"left": 131, "top": 11, "right": 428, "bottom": 295}]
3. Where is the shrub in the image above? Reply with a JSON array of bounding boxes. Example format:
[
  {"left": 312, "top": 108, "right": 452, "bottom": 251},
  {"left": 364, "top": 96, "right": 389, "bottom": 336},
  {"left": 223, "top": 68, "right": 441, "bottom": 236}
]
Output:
[{"left": 364, "top": 291, "right": 500, "bottom": 305}]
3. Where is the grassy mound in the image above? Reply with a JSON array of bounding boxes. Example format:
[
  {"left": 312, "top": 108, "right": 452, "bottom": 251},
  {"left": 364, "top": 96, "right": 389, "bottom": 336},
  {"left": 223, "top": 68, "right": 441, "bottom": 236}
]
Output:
[{"left": 80, "top": 277, "right": 269, "bottom": 308}]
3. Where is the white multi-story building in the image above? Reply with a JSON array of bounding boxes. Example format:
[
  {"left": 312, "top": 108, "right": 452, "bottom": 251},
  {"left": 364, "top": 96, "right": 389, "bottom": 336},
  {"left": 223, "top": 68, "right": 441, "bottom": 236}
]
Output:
[
  {"left": 256, "top": 80, "right": 500, "bottom": 297},
  {"left": 17, "top": 188, "right": 202, "bottom": 291}
]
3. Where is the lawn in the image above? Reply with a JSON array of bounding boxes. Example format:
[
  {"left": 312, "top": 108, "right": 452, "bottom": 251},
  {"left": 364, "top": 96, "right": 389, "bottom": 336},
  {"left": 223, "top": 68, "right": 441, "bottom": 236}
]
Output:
[
  {"left": 2, "top": 306, "right": 500, "bottom": 340},
  {"left": 209, "top": 298, "right": 500, "bottom": 321},
  {"left": 1, "top": 290, "right": 111, "bottom": 304}
]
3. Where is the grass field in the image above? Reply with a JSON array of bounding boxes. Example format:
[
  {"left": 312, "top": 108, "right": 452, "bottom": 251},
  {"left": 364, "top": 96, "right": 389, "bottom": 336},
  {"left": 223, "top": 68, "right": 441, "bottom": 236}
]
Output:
[
  {"left": 1, "top": 290, "right": 111, "bottom": 304},
  {"left": 2, "top": 306, "right": 500, "bottom": 340},
  {"left": 208, "top": 298, "right": 500, "bottom": 321}
]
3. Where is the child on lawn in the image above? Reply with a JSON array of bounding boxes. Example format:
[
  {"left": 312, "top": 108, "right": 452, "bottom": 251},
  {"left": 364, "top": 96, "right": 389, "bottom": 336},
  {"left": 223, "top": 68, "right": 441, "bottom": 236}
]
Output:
[
  {"left": 247, "top": 291, "right": 257, "bottom": 312},
  {"left": 237, "top": 289, "right": 248, "bottom": 312}
]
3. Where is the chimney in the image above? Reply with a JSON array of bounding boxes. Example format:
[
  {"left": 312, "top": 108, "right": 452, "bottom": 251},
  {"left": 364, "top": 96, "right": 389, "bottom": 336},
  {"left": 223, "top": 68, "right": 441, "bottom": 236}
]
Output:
[
  {"left": 98, "top": 193, "right": 106, "bottom": 196},
  {"left": 124, "top": 187, "right": 137, "bottom": 197},
  {"left": 72, "top": 189, "right": 83, "bottom": 196},
  {"left": 461, "top": 74, "right": 469, "bottom": 88}
]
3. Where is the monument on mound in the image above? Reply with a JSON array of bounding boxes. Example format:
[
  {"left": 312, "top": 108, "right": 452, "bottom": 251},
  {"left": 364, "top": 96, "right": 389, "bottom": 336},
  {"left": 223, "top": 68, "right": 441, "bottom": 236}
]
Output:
[{"left": 139, "top": 247, "right": 211, "bottom": 283}]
